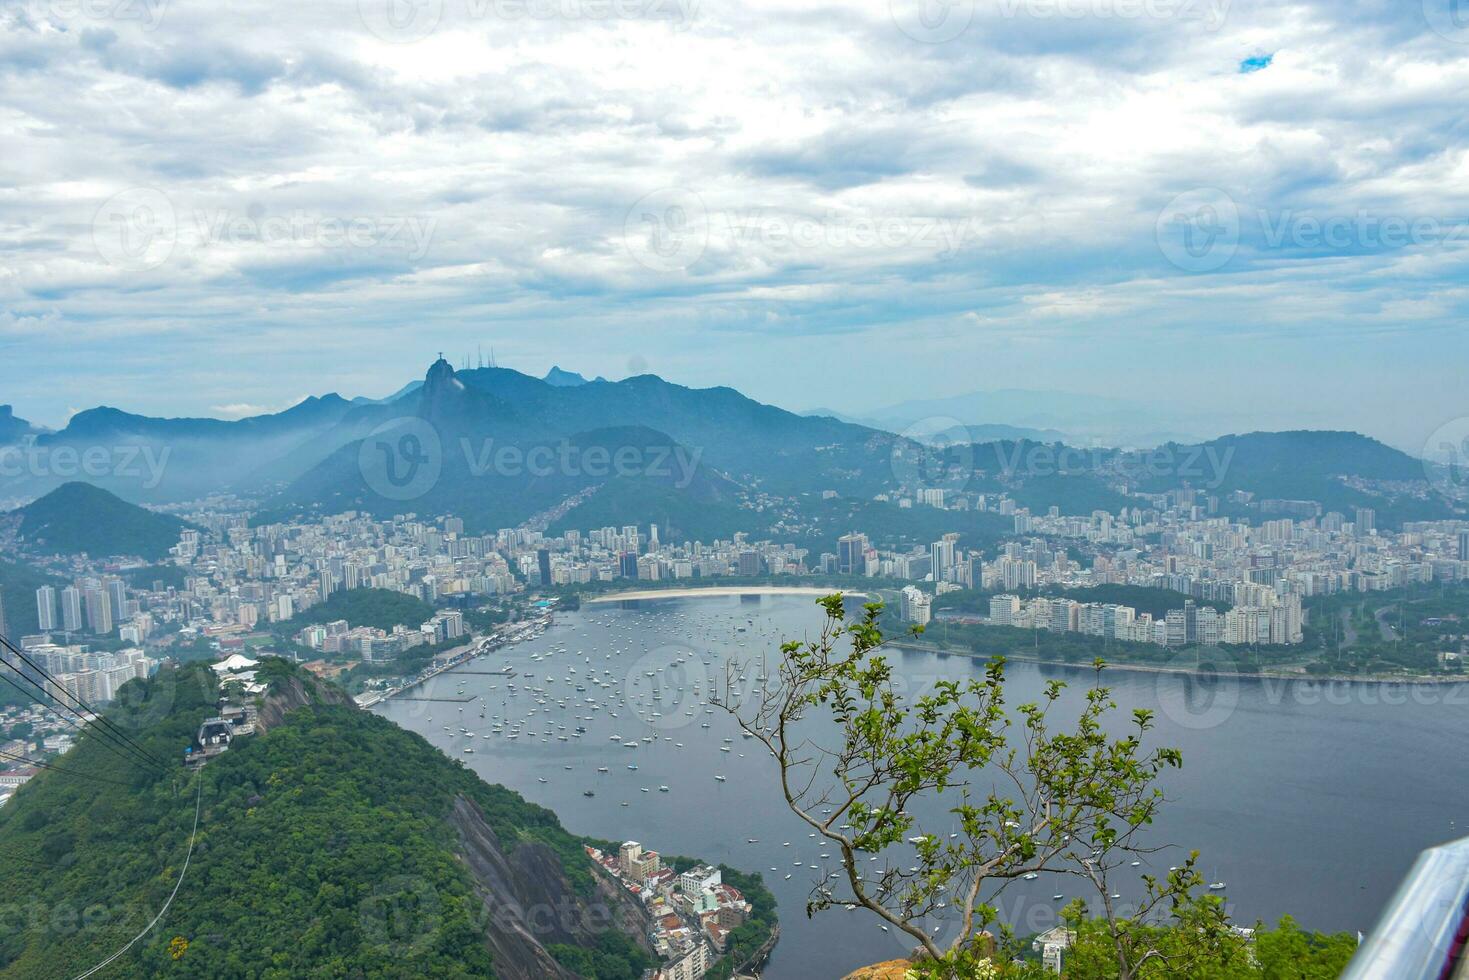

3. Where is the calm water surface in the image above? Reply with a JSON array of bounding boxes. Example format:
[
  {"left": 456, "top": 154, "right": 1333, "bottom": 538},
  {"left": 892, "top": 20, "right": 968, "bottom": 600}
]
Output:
[{"left": 374, "top": 594, "right": 1469, "bottom": 979}]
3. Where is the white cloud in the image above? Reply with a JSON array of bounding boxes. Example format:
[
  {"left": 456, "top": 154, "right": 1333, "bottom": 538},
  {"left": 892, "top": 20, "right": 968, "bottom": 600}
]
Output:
[{"left": 0, "top": 0, "right": 1463, "bottom": 446}]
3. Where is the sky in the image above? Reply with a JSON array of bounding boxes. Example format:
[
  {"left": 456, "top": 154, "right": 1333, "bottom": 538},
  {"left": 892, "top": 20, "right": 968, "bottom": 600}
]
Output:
[{"left": 1, "top": 0, "right": 1467, "bottom": 454}]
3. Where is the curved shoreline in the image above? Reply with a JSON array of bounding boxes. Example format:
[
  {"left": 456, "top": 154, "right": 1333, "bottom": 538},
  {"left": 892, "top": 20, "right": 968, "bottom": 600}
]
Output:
[{"left": 585, "top": 585, "right": 869, "bottom": 603}]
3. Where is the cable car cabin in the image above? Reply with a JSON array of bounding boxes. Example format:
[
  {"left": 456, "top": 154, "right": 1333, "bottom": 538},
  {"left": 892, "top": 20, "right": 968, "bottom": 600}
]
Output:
[{"left": 192, "top": 717, "right": 236, "bottom": 763}]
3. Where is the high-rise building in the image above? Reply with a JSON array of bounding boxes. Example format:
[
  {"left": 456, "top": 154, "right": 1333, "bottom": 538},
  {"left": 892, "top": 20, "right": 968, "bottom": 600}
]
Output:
[
  {"left": 1459, "top": 530, "right": 1469, "bottom": 562},
  {"left": 1355, "top": 508, "right": 1376, "bottom": 535},
  {"left": 837, "top": 533, "right": 869, "bottom": 576},
  {"left": 60, "top": 586, "right": 83, "bottom": 632},
  {"left": 84, "top": 588, "right": 113, "bottom": 635},
  {"left": 537, "top": 548, "right": 552, "bottom": 586},
  {"left": 105, "top": 577, "right": 127, "bottom": 621},
  {"left": 36, "top": 586, "right": 56, "bottom": 632}
]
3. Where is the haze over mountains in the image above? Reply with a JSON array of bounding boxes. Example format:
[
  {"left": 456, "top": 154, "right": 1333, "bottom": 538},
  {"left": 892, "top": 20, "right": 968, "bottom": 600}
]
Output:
[{"left": 0, "top": 359, "right": 1458, "bottom": 546}]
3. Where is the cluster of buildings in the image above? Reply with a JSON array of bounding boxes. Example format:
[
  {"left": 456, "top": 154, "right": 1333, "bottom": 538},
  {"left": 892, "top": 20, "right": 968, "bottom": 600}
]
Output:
[
  {"left": 839, "top": 497, "right": 1469, "bottom": 648},
  {"left": 585, "top": 840, "right": 754, "bottom": 980},
  {"left": 293, "top": 610, "right": 464, "bottom": 662},
  {"left": 986, "top": 591, "right": 1304, "bottom": 647},
  {"left": 34, "top": 576, "right": 155, "bottom": 644},
  {"left": 6, "top": 638, "right": 155, "bottom": 704},
  {"left": 530, "top": 524, "right": 808, "bottom": 586}
]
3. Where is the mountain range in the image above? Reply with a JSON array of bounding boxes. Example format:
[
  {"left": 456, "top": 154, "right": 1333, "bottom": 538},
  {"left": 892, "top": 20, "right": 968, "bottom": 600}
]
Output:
[{"left": 0, "top": 360, "right": 1457, "bottom": 542}]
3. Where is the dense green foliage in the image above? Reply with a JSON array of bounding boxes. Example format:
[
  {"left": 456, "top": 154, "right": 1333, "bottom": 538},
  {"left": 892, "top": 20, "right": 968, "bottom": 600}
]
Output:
[
  {"left": 548, "top": 930, "right": 656, "bottom": 979},
  {"left": 11, "top": 482, "right": 192, "bottom": 561},
  {"left": 124, "top": 563, "right": 190, "bottom": 591},
  {"left": 0, "top": 662, "right": 649, "bottom": 979},
  {"left": 1003, "top": 912, "right": 1356, "bottom": 978},
  {"left": 275, "top": 586, "right": 435, "bottom": 635},
  {"left": 0, "top": 557, "right": 65, "bottom": 637},
  {"left": 1299, "top": 581, "right": 1469, "bottom": 675}
]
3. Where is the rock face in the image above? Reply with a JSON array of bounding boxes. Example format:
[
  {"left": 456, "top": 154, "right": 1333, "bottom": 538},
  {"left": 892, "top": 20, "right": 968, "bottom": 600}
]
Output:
[
  {"left": 253, "top": 673, "right": 353, "bottom": 733},
  {"left": 842, "top": 960, "right": 915, "bottom": 980},
  {"left": 448, "top": 795, "right": 655, "bottom": 980}
]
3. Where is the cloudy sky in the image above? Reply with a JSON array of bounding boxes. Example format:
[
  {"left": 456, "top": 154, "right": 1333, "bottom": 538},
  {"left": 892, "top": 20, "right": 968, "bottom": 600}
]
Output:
[{"left": 1, "top": 0, "right": 1466, "bottom": 452}]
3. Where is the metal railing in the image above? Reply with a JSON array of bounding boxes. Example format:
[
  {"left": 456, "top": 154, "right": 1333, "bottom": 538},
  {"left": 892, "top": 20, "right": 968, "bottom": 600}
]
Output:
[{"left": 1342, "top": 836, "right": 1469, "bottom": 980}]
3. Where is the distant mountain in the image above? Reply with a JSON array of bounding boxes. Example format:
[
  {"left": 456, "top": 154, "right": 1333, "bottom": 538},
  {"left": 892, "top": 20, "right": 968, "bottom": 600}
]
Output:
[
  {"left": 0, "top": 405, "right": 41, "bottom": 446},
  {"left": 0, "top": 364, "right": 1453, "bottom": 541},
  {"left": 856, "top": 388, "right": 1207, "bottom": 448},
  {"left": 266, "top": 359, "right": 764, "bottom": 538},
  {"left": 802, "top": 407, "right": 1066, "bottom": 444},
  {"left": 8, "top": 482, "right": 192, "bottom": 560},
  {"left": 542, "top": 365, "right": 601, "bottom": 387},
  {"left": 0, "top": 395, "right": 356, "bottom": 504},
  {"left": 1120, "top": 430, "right": 1452, "bottom": 525}
]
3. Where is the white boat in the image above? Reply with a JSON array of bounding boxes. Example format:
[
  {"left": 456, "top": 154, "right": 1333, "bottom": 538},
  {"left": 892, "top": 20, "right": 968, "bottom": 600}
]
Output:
[{"left": 1208, "top": 882, "right": 1227, "bottom": 891}]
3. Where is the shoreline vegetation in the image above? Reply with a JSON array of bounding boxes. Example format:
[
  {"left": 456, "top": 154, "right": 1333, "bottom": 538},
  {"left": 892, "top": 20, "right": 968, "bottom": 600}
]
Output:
[
  {"left": 887, "top": 639, "right": 1469, "bottom": 687},
  {"left": 561, "top": 578, "right": 1469, "bottom": 687}
]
